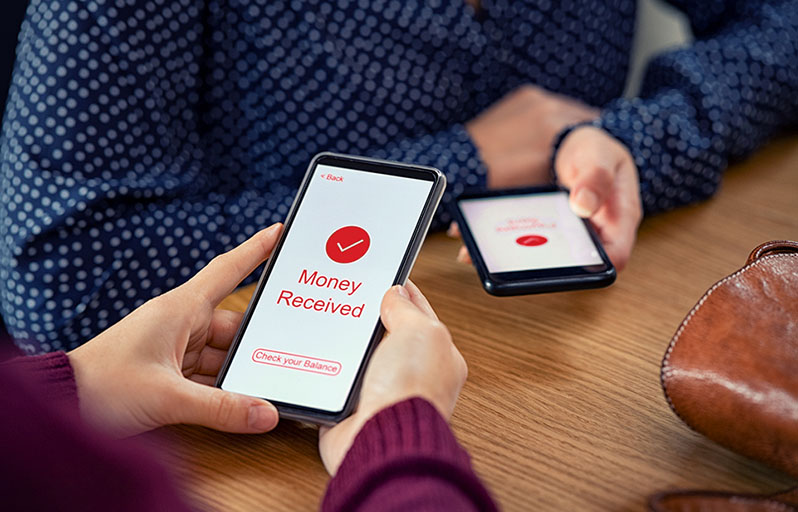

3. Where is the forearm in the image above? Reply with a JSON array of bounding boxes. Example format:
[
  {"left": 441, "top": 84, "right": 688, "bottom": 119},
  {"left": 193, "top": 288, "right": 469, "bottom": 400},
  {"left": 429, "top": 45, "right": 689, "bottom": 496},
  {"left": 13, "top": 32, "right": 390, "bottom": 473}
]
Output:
[
  {"left": 322, "top": 397, "right": 497, "bottom": 512},
  {"left": 0, "top": 351, "right": 192, "bottom": 511},
  {"left": 596, "top": 1, "right": 798, "bottom": 214}
]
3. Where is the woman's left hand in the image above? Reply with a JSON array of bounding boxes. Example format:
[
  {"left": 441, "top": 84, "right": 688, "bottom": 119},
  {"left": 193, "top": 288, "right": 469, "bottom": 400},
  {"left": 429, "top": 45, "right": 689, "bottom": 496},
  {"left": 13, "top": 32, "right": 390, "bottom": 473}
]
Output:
[{"left": 68, "top": 224, "right": 283, "bottom": 437}]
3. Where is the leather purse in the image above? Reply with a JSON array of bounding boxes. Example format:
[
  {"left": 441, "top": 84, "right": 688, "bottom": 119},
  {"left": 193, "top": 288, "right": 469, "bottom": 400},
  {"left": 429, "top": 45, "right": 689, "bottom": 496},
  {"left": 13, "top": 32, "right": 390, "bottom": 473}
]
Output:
[{"left": 651, "top": 240, "right": 798, "bottom": 512}]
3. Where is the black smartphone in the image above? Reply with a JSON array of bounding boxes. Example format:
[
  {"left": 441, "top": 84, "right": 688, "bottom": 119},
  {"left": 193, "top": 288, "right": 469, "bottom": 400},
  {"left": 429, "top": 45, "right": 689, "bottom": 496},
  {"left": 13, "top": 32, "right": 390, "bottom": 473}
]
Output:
[
  {"left": 451, "top": 185, "right": 615, "bottom": 296},
  {"left": 216, "top": 153, "right": 446, "bottom": 425}
]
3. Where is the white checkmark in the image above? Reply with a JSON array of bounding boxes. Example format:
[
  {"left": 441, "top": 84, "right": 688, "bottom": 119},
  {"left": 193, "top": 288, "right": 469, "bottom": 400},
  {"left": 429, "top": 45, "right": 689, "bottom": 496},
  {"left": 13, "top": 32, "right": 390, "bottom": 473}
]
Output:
[{"left": 338, "top": 239, "right": 364, "bottom": 252}]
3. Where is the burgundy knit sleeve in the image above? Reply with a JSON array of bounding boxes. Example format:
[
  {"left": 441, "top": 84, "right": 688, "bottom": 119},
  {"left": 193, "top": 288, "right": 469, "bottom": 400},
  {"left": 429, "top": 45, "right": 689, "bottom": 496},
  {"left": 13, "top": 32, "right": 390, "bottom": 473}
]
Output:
[
  {"left": 322, "top": 398, "right": 498, "bottom": 512},
  {"left": 0, "top": 352, "right": 192, "bottom": 512},
  {"left": 2, "top": 351, "right": 80, "bottom": 411}
]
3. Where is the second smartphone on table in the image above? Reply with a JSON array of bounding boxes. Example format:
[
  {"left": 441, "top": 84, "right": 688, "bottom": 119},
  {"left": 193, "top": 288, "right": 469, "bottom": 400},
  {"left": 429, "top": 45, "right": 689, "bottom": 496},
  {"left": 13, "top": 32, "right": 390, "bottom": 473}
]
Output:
[
  {"left": 451, "top": 185, "right": 616, "bottom": 296},
  {"left": 216, "top": 153, "right": 445, "bottom": 425}
]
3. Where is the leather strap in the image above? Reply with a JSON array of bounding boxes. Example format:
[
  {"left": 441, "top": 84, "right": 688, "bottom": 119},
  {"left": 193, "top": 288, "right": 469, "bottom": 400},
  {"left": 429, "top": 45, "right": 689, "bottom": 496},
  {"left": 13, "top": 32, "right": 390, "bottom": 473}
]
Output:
[
  {"left": 746, "top": 240, "right": 798, "bottom": 265},
  {"left": 654, "top": 240, "right": 798, "bottom": 512}
]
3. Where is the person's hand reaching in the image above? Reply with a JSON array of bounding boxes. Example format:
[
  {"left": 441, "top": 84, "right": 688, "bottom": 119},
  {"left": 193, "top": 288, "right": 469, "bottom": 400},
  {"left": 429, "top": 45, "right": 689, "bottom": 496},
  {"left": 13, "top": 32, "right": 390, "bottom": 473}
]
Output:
[
  {"left": 318, "top": 281, "right": 467, "bottom": 475},
  {"left": 458, "top": 86, "right": 642, "bottom": 271},
  {"left": 553, "top": 126, "right": 642, "bottom": 270},
  {"left": 67, "top": 224, "right": 284, "bottom": 437}
]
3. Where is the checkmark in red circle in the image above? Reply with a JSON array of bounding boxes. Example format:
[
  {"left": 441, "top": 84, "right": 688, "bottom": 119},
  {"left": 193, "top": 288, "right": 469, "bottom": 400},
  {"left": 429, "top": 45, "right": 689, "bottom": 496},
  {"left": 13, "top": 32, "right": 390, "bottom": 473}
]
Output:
[{"left": 326, "top": 226, "right": 371, "bottom": 264}]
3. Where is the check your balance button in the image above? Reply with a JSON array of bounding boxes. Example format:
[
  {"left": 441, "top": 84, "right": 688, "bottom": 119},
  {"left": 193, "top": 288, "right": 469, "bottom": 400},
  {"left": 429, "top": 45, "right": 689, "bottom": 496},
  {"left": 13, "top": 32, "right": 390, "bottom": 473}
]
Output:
[{"left": 251, "top": 348, "right": 342, "bottom": 377}]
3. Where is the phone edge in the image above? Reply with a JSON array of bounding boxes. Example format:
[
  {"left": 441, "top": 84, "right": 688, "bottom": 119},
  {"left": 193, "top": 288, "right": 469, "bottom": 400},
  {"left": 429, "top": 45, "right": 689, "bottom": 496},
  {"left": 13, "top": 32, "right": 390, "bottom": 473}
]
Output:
[
  {"left": 449, "top": 186, "right": 616, "bottom": 297},
  {"left": 215, "top": 153, "right": 447, "bottom": 426}
]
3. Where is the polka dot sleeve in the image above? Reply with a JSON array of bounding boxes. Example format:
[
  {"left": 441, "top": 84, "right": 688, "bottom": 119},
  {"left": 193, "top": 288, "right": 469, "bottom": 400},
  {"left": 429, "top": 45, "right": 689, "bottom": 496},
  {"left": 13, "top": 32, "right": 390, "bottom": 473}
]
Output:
[
  {"left": 0, "top": 0, "right": 491, "bottom": 352},
  {"left": 596, "top": 0, "right": 798, "bottom": 214}
]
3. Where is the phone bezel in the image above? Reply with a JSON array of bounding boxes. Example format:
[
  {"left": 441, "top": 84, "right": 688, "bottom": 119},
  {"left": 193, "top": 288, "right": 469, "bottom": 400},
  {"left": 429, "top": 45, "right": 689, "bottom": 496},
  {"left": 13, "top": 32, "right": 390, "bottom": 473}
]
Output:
[
  {"left": 216, "top": 152, "right": 446, "bottom": 425},
  {"left": 451, "top": 185, "right": 616, "bottom": 296}
]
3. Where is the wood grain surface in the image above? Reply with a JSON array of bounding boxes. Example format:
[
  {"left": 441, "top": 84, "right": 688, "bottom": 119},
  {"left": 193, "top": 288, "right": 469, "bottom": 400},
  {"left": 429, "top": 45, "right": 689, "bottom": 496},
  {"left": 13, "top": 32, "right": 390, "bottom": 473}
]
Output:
[{"left": 152, "top": 137, "right": 798, "bottom": 511}]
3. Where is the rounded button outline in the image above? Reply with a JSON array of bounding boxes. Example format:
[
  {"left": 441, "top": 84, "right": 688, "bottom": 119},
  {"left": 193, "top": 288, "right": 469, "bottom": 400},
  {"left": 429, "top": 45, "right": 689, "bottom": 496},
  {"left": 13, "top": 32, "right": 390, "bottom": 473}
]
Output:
[{"left": 251, "top": 348, "right": 342, "bottom": 377}]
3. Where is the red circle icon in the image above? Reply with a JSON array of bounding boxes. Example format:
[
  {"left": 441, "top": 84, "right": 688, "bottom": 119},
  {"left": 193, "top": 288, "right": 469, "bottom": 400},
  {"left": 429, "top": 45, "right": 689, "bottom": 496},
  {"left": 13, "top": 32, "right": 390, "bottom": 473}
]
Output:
[
  {"left": 326, "top": 226, "right": 371, "bottom": 264},
  {"left": 516, "top": 234, "right": 548, "bottom": 247}
]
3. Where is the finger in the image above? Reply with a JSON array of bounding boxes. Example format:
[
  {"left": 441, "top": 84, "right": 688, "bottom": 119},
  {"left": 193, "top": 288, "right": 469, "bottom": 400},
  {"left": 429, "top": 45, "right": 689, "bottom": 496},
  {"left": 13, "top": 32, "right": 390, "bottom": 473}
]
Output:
[
  {"left": 207, "top": 309, "right": 245, "bottom": 350},
  {"left": 186, "top": 223, "right": 282, "bottom": 307},
  {"left": 404, "top": 280, "right": 438, "bottom": 321},
  {"left": 591, "top": 160, "right": 642, "bottom": 271},
  {"left": 456, "top": 245, "right": 472, "bottom": 265},
  {"left": 189, "top": 374, "right": 217, "bottom": 386},
  {"left": 447, "top": 222, "right": 461, "bottom": 239},
  {"left": 556, "top": 128, "right": 620, "bottom": 218},
  {"left": 380, "top": 285, "right": 433, "bottom": 333},
  {"left": 172, "top": 379, "right": 279, "bottom": 433},
  {"left": 192, "top": 345, "right": 230, "bottom": 376}
]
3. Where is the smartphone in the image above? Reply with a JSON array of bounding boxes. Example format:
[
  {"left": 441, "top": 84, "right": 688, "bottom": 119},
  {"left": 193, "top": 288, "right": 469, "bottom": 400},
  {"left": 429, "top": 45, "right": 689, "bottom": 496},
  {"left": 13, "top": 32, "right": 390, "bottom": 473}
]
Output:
[
  {"left": 451, "top": 186, "right": 615, "bottom": 296},
  {"left": 216, "top": 153, "right": 445, "bottom": 425}
]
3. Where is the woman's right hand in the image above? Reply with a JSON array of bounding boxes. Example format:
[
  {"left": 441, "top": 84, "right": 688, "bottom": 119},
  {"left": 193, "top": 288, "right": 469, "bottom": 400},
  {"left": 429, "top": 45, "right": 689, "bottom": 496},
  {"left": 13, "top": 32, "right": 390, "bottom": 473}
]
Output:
[{"left": 318, "top": 282, "right": 467, "bottom": 475}]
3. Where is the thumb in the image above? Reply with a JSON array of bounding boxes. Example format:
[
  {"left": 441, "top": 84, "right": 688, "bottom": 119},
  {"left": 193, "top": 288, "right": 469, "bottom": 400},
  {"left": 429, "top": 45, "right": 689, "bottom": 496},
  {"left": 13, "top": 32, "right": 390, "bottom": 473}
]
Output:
[
  {"left": 379, "top": 285, "right": 430, "bottom": 333},
  {"left": 555, "top": 127, "right": 621, "bottom": 218},
  {"left": 172, "top": 380, "right": 279, "bottom": 433}
]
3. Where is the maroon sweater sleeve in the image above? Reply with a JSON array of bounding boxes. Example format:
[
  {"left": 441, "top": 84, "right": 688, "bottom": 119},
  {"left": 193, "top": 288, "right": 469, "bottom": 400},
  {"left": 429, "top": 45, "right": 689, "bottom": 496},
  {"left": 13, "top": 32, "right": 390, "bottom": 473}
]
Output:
[
  {"left": 322, "top": 397, "right": 498, "bottom": 512},
  {"left": 0, "top": 352, "right": 192, "bottom": 512}
]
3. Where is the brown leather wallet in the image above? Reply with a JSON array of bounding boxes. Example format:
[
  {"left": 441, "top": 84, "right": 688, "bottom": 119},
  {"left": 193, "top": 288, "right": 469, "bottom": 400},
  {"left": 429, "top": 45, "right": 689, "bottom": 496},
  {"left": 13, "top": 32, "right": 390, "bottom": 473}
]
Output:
[{"left": 652, "top": 240, "right": 798, "bottom": 512}]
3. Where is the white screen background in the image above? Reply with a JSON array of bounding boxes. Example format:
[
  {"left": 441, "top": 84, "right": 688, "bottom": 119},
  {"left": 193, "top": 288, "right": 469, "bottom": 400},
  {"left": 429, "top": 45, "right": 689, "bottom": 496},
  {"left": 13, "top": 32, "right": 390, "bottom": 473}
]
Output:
[{"left": 460, "top": 192, "right": 603, "bottom": 273}]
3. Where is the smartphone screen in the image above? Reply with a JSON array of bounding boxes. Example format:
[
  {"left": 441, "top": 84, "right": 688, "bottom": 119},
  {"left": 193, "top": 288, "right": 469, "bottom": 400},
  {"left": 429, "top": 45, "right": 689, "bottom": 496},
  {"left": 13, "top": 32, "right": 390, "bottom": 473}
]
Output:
[
  {"left": 458, "top": 190, "right": 604, "bottom": 273},
  {"left": 218, "top": 155, "right": 442, "bottom": 419}
]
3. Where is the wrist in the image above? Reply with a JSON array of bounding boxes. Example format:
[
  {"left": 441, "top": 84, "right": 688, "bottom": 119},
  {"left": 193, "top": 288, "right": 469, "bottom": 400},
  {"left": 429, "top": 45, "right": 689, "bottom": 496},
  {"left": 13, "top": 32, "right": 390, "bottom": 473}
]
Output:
[{"left": 66, "top": 340, "right": 125, "bottom": 435}]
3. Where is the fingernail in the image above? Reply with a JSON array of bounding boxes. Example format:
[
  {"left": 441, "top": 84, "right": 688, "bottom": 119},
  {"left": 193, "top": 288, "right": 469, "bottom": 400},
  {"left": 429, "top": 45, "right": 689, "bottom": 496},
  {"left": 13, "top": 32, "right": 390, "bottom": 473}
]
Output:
[
  {"left": 258, "top": 223, "right": 281, "bottom": 236},
  {"left": 395, "top": 285, "right": 410, "bottom": 299},
  {"left": 446, "top": 223, "right": 458, "bottom": 238},
  {"left": 570, "top": 188, "right": 600, "bottom": 218},
  {"left": 248, "top": 403, "right": 278, "bottom": 431}
]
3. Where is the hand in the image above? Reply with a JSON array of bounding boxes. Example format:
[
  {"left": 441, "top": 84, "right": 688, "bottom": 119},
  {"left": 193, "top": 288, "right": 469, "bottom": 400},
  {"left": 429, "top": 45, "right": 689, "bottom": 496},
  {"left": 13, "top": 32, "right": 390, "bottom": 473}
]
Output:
[
  {"left": 67, "top": 224, "right": 284, "bottom": 437},
  {"left": 318, "top": 281, "right": 467, "bottom": 475},
  {"left": 466, "top": 85, "right": 599, "bottom": 189},
  {"left": 554, "top": 126, "right": 642, "bottom": 270},
  {"left": 453, "top": 124, "right": 642, "bottom": 271}
]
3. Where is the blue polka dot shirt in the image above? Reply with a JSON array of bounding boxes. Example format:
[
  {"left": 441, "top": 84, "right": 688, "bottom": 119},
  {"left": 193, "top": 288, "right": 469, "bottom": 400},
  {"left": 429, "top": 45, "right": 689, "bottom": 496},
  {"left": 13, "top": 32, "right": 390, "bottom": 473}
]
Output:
[{"left": 2, "top": 0, "right": 797, "bottom": 352}]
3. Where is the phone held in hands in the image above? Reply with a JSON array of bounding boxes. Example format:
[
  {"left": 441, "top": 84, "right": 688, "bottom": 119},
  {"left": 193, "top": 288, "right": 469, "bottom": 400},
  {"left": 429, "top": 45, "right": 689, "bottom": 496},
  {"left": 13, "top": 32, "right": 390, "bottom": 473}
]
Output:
[
  {"left": 451, "top": 185, "right": 615, "bottom": 296},
  {"left": 216, "top": 153, "right": 446, "bottom": 425}
]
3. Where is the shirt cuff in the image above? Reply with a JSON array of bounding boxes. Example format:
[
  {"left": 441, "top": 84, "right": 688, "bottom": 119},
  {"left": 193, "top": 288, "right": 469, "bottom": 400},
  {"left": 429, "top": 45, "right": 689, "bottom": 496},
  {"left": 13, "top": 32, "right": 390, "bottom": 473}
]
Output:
[
  {"left": 596, "top": 95, "right": 724, "bottom": 215},
  {"left": 322, "top": 397, "right": 496, "bottom": 511},
  {"left": 0, "top": 351, "right": 79, "bottom": 412}
]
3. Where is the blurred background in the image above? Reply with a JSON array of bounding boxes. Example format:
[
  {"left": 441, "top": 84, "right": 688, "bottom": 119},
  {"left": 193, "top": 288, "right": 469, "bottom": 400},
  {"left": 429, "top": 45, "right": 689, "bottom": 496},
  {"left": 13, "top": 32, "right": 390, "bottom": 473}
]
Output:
[
  {"left": 626, "top": 0, "right": 691, "bottom": 96},
  {"left": 0, "top": 0, "right": 690, "bottom": 131}
]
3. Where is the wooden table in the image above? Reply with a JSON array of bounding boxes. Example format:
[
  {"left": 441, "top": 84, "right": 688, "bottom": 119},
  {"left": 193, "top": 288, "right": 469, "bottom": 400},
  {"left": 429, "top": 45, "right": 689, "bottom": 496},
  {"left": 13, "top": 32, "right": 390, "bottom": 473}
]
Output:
[{"left": 156, "top": 138, "right": 798, "bottom": 511}]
